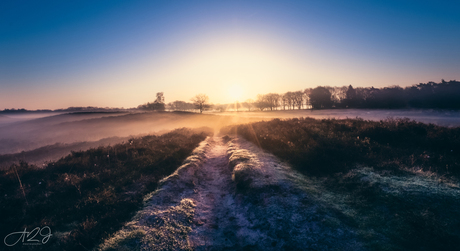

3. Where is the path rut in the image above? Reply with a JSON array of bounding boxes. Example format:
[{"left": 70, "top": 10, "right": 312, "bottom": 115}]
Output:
[{"left": 98, "top": 136, "right": 364, "bottom": 250}]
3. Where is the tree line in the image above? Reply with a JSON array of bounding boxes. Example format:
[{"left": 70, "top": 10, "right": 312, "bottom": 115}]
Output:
[
  {"left": 138, "top": 93, "right": 210, "bottom": 113},
  {"left": 320, "top": 80, "right": 460, "bottom": 109},
  {"left": 140, "top": 80, "right": 460, "bottom": 112}
]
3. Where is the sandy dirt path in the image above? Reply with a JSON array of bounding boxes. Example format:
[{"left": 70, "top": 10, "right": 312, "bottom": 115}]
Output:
[
  {"left": 98, "top": 136, "right": 364, "bottom": 250},
  {"left": 187, "top": 137, "right": 240, "bottom": 249}
]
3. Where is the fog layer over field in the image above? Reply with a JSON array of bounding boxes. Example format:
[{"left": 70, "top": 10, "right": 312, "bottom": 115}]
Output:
[
  {"left": 1, "top": 109, "right": 459, "bottom": 167},
  {"left": 0, "top": 112, "right": 66, "bottom": 125},
  {"left": 221, "top": 109, "right": 460, "bottom": 127},
  {"left": 0, "top": 112, "right": 262, "bottom": 166}
]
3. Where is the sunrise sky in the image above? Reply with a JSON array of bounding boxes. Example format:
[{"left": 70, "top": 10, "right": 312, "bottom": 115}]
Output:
[{"left": 1, "top": 0, "right": 460, "bottom": 109}]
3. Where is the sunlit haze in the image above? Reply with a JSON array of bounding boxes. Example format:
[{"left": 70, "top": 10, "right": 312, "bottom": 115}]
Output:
[{"left": 1, "top": 0, "right": 460, "bottom": 109}]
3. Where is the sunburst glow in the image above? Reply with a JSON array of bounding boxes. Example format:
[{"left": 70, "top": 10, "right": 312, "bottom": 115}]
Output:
[{"left": 227, "top": 84, "right": 244, "bottom": 101}]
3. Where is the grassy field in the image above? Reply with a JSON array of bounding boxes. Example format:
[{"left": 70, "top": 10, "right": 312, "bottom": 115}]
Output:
[
  {"left": 3, "top": 115, "right": 460, "bottom": 250},
  {"left": 222, "top": 118, "right": 460, "bottom": 250},
  {"left": 0, "top": 127, "right": 212, "bottom": 251},
  {"left": 222, "top": 117, "right": 460, "bottom": 176},
  {"left": 0, "top": 136, "right": 133, "bottom": 169},
  {"left": 0, "top": 111, "right": 262, "bottom": 155}
]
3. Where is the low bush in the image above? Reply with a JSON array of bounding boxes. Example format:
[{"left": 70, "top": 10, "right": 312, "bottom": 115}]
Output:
[
  {"left": 0, "top": 127, "right": 212, "bottom": 250},
  {"left": 222, "top": 117, "right": 460, "bottom": 176},
  {"left": 222, "top": 118, "right": 460, "bottom": 249}
]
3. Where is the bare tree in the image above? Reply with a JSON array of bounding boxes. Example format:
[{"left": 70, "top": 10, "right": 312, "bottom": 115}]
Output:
[
  {"left": 242, "top": 99, "right": 255, "bottom": 111},
  {"left": 170, "top": 100, "right": 194, "bottom": 111},
  {"left": 326, "top": 86, "right": 346, "bottom": 106},
  {"left": 191, "top": 94, "right": 210, "bottom": 113},
  {"left": 255, "top": 94, "right": 270, "bottom": 111},
  {"left": 214, "top": 104, "right": 227, "bottom": 112},
  {"left": 283, "top": 92, "right": 295, "bottom": 109},
  {"left": 293, "top": 91, "right": 304, "bottom": 109},
  {"left": 170, "top": 100, "right": 181, "bottom": 111},
  {"left": 235, "top": 101, "right": 241, "bottom": 112},
  {"left": 265, "top": 93, "right": 280, "bottom": 111},
  {"left": 281, "top": 94, "right": 289, "bottom": 110},
  {"left": 304, "top": 88, "right": 312, "bottom": 108}
]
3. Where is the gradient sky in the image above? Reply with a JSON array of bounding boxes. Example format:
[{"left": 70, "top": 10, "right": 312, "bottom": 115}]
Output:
[{"left": 1, "top": 0, "right": 460, "bottom": 109}]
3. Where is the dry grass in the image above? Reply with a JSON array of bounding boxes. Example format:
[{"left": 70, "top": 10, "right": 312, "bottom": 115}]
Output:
[
  {"left": 222, "top": 117, "right": 460, "bottom": 177},
  {"left": 222, "top": 117, "right": 460, "bottom": 250},
  {"left": 0, "top": 127, "right": 212, "bottom": 251}
]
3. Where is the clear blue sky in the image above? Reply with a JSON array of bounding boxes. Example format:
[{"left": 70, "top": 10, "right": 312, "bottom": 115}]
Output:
[{"left": 1, "top": 0, "right": 459, "bottom": 109}]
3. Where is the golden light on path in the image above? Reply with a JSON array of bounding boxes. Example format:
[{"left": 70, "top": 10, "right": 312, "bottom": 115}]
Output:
[{"left": 227, "top": 84, "right": 244, "bottom": 101}]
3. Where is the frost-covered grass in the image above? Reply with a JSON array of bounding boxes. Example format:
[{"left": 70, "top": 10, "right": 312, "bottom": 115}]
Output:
[
  {"left": 102, "top": 136, "right": 366, "bottom": 250},
  {"left": 0, "top": 128, "right": 212, "bottom": 251},
  {"left": 98, "top": 137, "right": 212, "bottom": 251},
  {"left": 224, "top": 137, "right": 364, "bottom": 250},
  {"left": 223, "top": 117, "right": 460, "bottom": 250},
  {"left": 99, "top": 198, "right": 197, "bottom": 251},
  {"left": 222, "top": 117, "right": 460, "bottom": 177},
  {"left": 314, "top": 167, "right": 460, "bottom": 250}
]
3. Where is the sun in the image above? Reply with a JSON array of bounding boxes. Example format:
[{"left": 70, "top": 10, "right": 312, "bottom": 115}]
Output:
[{"left": 228, "top": 84, "right": 244, "bottom": 101}]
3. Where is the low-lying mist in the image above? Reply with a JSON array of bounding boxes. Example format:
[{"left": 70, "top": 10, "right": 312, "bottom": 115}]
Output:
[
  {"left": 220, "top": 109, "right": 460, "bottom": 127},
  {"left": 0, "top": 112, "right": 66, "bottom": 125},
  {"left": 2, "top": 109, "right": 460, "bottom": 168},
  {"left": 0, "top": 111, "right": 262, "bottom": 166}
]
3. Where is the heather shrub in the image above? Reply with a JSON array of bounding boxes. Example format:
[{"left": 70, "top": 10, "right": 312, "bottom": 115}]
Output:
[
  {"left": 222, "top": 118, "right": 460, "bottom": 250},
  {"left": 0, "top": 127, "right": 212, "bottom": 251},
  {"left": 222, "top": 118, "right": 460, "bottom": 177}
]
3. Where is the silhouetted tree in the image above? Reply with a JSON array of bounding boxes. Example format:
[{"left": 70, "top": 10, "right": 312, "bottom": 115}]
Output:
[
  {"left": 138, "top": 92, "right": 165, "bottom": 111},
  {"left": 242, "top": 99, "right": 255, "bottom": 111},
  {"left": 293, "top": 91, "right": 304, "bottom": 109},
  {"left": 330, "top": 86, "right": 347, "bottom": 107},
  {"left": 191, "top": 94, "right": 210, "bottom": 113},
  {"left": 284, "top": 92, "right": 295, "bottom": 109},
  {"left": 255, "top": 94, "right": 270, "bottom": 111},
  {"left": 281, "top": 94, "right": 289, "bottom": 110},
  {"left": 406, "top": 80, "right": 460, "bottom": 109},
  {"left": 255, "top": 93, "right": 280, "bottom": 111},
  {"left": 213, "top": 104, "right": 227, "bottom": 112},
  {"left": 304, "top": 89, "right": 312, "bottom": 108},
  {"left": 309, "top": 87, "right": 333, "bottom": 109},
  {"left": 235, "top": 101, "right": 241, "bottom": 112},
  {"left": 170, "top": 100, "right": 195, "bottom": 111},
  {"left": 344, "top": 85, "right": 362, "bottom": 108},
  {"left": 152, "top": 92, "right": 165, "bottom": 111},
  {"left": 265, "top": 93, "right": 280, "bottom": 110}
]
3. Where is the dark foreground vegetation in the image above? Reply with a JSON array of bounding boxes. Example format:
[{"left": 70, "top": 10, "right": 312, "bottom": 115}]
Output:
[
  {"left": 223, "top": 117, "right": 460, "bottom": 177},
  {"left": 0, "top": 127, "right": 212, "bottom": 250},
  {"left": 222, "top": 118, "right": 460, "bottom": 250},
  {"left": 0, "top": 136, "right": 132, "bottom": 169}
]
